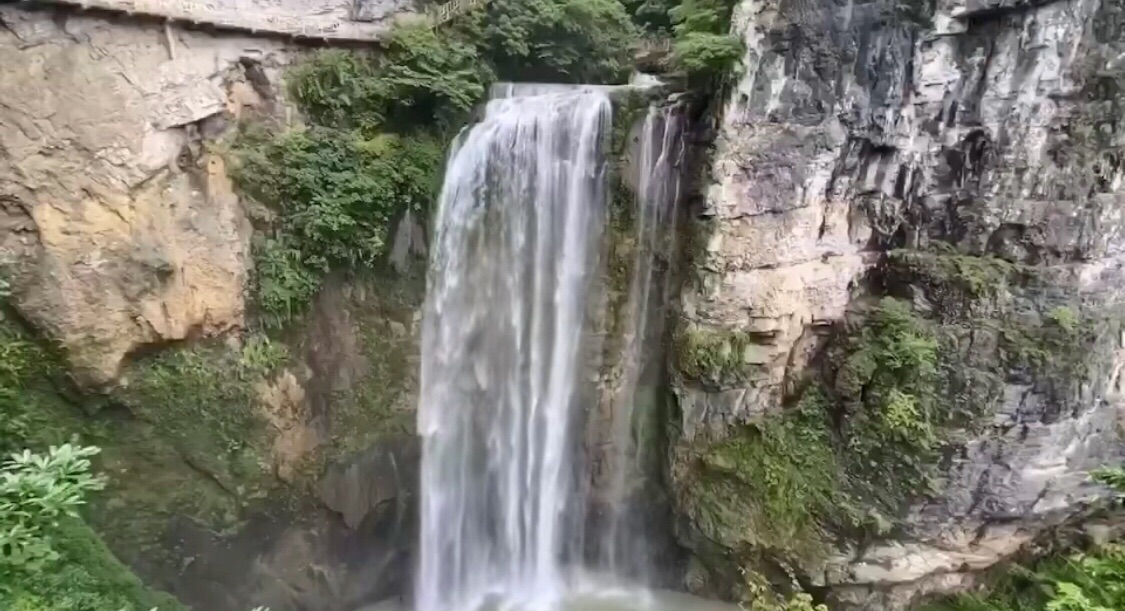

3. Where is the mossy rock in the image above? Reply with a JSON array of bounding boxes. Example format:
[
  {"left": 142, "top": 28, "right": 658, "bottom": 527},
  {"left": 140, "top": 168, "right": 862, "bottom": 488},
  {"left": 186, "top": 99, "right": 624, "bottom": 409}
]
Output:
[
  {"left": 0, "top": 517, "right": 184, "bottom": 611},
  {"left": 675, "top": 326, "right": 772, "bottom": 386}
]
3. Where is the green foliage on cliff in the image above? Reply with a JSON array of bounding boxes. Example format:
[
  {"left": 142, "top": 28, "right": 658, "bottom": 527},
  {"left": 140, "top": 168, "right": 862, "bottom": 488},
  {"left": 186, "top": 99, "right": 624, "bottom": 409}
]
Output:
[
  {"left": 232, "top": 125, "right": 444, "bottom": 328},
  {"left": 924, "top": 544, "right": 1125, "bottom": 611},
  {"left": 0, "top": 325, "right": 61, "bottom": 454},
  {"left": 695, "top": 389, "right": 841, "bottom": 556},
  {"left": 243, "top": 0, "right": 657, "bottom": 327},
  {"left": 835, "top": 298, "right": 942, "bottom": 512},
  {"left": 668, "top": 0, "right": 743, "bottom": 80},
  {"left": 886, "top": 248, "right": 1023, "bottom": 309},
  {"left": 687, "top": 297, "right": 978, "bottom": 560},
  {"left": 468, "top": 0, "right": 639, "bottom": 83},
  {"left": 925, "top": 471, "right": 1125, "bottom": 611},
  {"left": 675, "top": 327, "right": 761, "bottom": 384},
  {"left": 999, "top": 305, "right": 1096, "bottom": 383},
  {"left": 0, "top": 444, "right": 183, "bottom": 611},
  {"left": 289, "top": 24, "right": 492, "bottom": 131},
  {"left": 117, "top": 338, "right": 288, "bottom": 495},
  {"left": 0, "top": 445, "right": 105, "bottom": 572}
]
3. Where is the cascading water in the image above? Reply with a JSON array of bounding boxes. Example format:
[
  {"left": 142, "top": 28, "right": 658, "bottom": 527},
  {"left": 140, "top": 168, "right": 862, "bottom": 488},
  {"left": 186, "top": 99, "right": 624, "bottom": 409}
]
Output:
[
  {"left": 416, "top": 85, "right": 611, "bottom": 611},
  {"left": 416, "top": 84, "right": 703, "bottom": 611},
  {"left": 599, "top": 105, "right": 684, "bottom": 580}
]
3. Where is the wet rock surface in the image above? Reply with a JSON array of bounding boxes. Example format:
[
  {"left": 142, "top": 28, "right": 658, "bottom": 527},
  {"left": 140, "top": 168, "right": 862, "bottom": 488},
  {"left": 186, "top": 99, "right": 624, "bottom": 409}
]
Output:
[{"left": 671, "top": 0, "right": 1125, "bottom": 605}]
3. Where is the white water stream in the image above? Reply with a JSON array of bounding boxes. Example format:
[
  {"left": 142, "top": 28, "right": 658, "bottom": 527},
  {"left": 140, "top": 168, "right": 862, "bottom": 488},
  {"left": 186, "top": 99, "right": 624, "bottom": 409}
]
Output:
[{"left": 415, "top": 85, "right": 721, "bottom": 611}]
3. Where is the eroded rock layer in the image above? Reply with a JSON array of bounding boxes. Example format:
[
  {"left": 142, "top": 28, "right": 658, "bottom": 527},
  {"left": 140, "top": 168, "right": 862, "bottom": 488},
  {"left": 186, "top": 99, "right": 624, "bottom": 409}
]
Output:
[{"left": 671, "top": 0, "right": 1125, "bottom": 605}]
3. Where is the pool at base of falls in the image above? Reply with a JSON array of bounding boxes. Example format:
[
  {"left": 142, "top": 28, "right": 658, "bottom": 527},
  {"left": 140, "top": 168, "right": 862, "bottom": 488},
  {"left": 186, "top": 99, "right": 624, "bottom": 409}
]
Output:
[{"left": 360, "top": 589, "right": 739, "bottom": 611}]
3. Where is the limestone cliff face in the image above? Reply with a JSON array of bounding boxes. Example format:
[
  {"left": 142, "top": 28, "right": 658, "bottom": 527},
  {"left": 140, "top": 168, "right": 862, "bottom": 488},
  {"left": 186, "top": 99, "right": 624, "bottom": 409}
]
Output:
[
  {"left": 0, "top": 5, "right": 293, "bottom": 387},
  {"left": 0, "top": 7, "right": 426, "bottom": 610},
  {"left": 672, "top": 0, "right": 1125, "bottom": 605}
]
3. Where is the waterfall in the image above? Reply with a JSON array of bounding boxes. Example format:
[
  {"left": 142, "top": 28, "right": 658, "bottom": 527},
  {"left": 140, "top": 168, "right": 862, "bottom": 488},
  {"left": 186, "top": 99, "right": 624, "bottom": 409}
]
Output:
[
  {"left": 600, "top": 106, "right": 684, "bottom": 581},
  {"left": 416, "top": 83, "right": 686, "bottom": 611},
  {"left": 416, "top": 85, "right": 611, "bottom": 611}
]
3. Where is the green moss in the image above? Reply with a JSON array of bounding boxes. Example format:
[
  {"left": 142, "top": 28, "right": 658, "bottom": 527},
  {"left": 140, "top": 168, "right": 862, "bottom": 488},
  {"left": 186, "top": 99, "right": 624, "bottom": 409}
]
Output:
[
  {"left": 0, "top": 518, "right": 184, "bottom": 611},
  {"left": 116, "top": 341, "right": 278, "bottom": 496},
  {"left": 0, "top": 312, "right": 85, "bottom": 455},
  {"left": 684, "top": 298, "right": 977, "bottom": 561},
  {"left": 885, "top": 248, "right": 1024, "bottom": 309},
  {"left": 79, "top": 337, "right": 293, "bottom": 570},
  {"left": 676, "top": 327, "right": 766, "bottom": 385},
  {"left": 692, "top": 389, "right": 841, "bottom": 560},
  {"left": 304, "top": 272, "right": 424, "bottom": 468},
  {"left": 999, "top": 305, "right": 1101, "bottom": 384}
]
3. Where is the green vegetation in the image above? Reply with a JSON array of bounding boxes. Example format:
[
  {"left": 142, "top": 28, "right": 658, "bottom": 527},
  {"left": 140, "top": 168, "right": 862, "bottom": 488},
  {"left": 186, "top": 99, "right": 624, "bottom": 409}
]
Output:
[
  {"left": 230, "top": 0, "right": 746, "bottom": 328},
  {"left": 686, "top": 263, "right": 1112, "bottom": 564},
  {"left": 687, "top": 299, "right": 945, "bottom": 559},
  {"left": 288, "top": 25, "right": 491, "bottom": 131},
  {"left": 669, "top": 0, "right": 743, "bottom": 81},
  {"left": 835, "top": 298, "right": 942, "bottom": 515},
  {"left": 116, "top": 337, "right": 288, "bottom": 495},
  {"left": 0, "top": 444, "right": 183, "bottom": 611},
  {"left": 468, "top": 0, "right": 640, "bottom": 83},
  {"left": 675, "top": 327, "right": 762, "bottom": 385},
  {"left": 886, "top": 248, "right": 1023, "bottom": 307},
  {"left": 695, "top": 389, "right": 840, "bottom": 556},
  {"left": 234, "top": 0, "right": 638, "bottom": 328},
  {"left": 924, "top": 471, "right": 1125, "bottom": 611},
  {"left": 233, "top": 125, "right": 445, "bottom": 329},
  {"left": 999, "top": 305, "right": 1097, "bottom": 383}
]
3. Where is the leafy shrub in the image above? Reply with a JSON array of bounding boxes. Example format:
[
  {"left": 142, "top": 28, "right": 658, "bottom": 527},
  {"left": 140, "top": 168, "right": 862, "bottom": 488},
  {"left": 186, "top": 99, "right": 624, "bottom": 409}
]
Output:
[
  {"left": 248, "top": 235, "right": 321, "bottom": 330},
  {"left": 232, "top": 127, "right": 445, "bottom": 327},
  {"left": 469, "top": 0, "right": 639, "bottom": 83},
  {"left": 667, "top": 0, "right": 743, "bottom": 79},
  {"left": 0, "top": 444, "right": 104, "bottom": 572},
  {"left": 672, "top": 32, "right": 743, "bottom": 78},
  {"left": 837, "top": 298, "right": 941, "bottom": 514},
  {"left": 289, "top": 23, "right": 491, "bottom": 131},
  {"left": 0, "top": 445, "right": 183, "bottom": 610},
  {"left": 235, "top": 128, "right": 443, "bottom": 266},
  {"left": 924, "top": 544, "right": 1125, "bottom": 611},
  {"left": 1093, "top": 467, "right": 1125, "bottom": 496},
  {"left": 623, "top": 0, "right": 679, "bottom": 32}
]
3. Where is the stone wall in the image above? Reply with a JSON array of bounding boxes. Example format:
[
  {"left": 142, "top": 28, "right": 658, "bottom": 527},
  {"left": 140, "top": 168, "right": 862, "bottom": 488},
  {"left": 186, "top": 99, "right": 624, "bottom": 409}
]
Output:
[{"left": 670, "top": 0, "right": 1125, "bottom": 605}]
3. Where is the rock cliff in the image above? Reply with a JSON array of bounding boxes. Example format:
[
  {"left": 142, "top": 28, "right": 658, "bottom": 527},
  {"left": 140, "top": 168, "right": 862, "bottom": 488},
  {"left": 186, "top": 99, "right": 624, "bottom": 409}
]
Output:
[
  {"left": 0, "top": 5, "right": 296, "bottom": 387},
  {"left": 670, "top": 0, "right": 1125, "bottom": 605},
  {"left": 0, "top": 5, "right": 425, "bottom": 609}
]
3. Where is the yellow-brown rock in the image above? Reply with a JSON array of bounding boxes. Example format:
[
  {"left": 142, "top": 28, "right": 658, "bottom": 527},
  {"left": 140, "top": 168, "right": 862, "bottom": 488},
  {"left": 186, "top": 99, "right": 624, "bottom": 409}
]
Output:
[{"left": 0, "top": 6, "right": 293, "bottom": 386}]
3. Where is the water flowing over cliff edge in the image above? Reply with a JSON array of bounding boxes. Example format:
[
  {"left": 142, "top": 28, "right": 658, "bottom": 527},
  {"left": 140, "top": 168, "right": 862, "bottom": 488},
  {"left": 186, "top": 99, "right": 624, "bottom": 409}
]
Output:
[{"left": 415, "top": 84, "right": 699, "bottom": 611}]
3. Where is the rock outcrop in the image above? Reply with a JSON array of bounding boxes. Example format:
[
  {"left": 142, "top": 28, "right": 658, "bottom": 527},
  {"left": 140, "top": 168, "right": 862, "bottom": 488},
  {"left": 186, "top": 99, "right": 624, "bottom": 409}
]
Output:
[
  {"left": 671, "top": 0, "right": 1125, "bottom": 605},
  {"left": 0, "top": 5, "right": 294, "bottom": 386}
]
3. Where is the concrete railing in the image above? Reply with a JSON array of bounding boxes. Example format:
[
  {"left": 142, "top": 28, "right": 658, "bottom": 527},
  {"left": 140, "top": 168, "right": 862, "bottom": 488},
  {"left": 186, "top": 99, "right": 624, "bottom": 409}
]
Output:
[
  {"left": 430, "top": 0, "right": 490, "bottom": 26},
  {"left": 24, "top": 0, "right": 395, "bottom": 41}
]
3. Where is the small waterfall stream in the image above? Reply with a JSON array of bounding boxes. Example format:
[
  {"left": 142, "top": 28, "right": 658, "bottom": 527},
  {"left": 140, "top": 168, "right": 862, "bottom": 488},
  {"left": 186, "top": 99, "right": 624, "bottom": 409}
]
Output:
[
  {"left": 600, "top": 106, "right": 684, "bottom": 580},
  {"left": 416, "top": 84, "right": 694, "bottom": 611}
]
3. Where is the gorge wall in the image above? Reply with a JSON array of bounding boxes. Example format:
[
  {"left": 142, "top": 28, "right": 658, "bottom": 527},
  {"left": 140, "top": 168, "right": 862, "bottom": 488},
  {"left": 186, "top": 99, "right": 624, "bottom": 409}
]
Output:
[
  {"left": 0, "top": 4, "right": 426, "bottom": 610},
  {"left": 2, "top": 0, "right": 1124, "bottom": 607},
  {"left": 670, "top": 0, "right": 1125, "bottom": 606}
]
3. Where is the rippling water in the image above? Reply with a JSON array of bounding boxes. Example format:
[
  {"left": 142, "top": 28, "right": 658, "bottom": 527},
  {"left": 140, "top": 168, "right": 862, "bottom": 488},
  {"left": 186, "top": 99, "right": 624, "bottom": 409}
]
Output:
[{"left": 362, "top": 589, "right": 739, "bottom": 611}]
